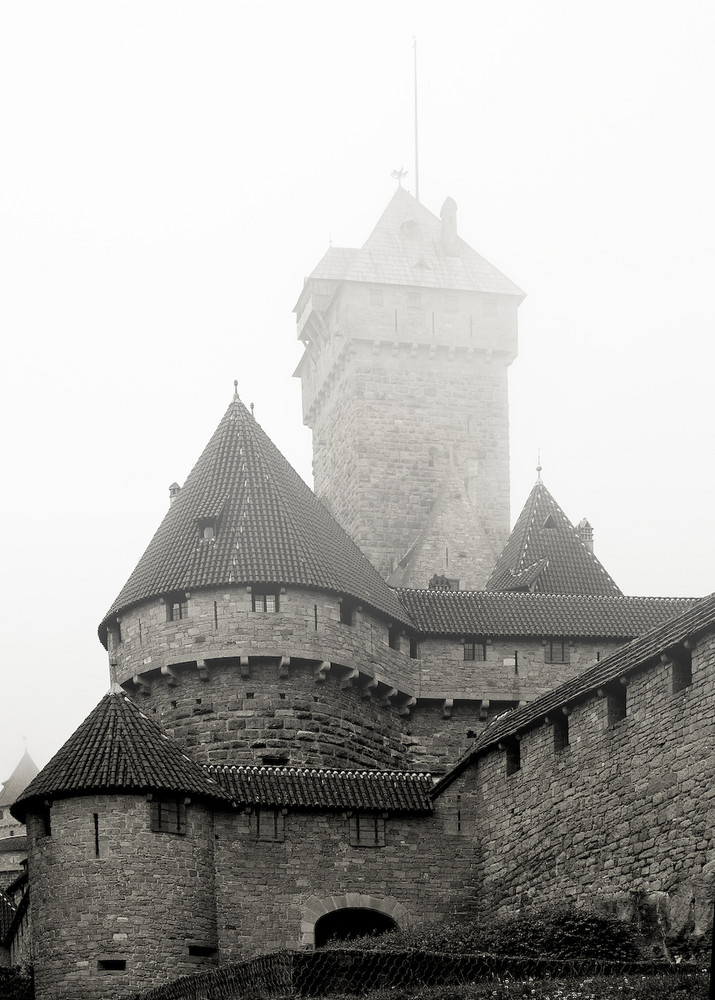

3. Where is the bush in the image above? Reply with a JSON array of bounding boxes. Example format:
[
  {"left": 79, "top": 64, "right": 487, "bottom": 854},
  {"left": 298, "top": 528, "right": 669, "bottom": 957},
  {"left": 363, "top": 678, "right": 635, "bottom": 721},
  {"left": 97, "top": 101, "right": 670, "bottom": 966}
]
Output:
[
  {"left": 0, "top": 965, "right": 34, "bottom": 1000},
  {"left": 324, "top": 905, "right": 641, "bottom": 961}
]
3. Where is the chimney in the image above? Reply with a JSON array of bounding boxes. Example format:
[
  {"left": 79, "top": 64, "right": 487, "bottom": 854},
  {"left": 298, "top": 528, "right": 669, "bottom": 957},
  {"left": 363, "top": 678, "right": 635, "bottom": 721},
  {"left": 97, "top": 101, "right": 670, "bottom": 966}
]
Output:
[
  {"left": 169, "top": 482, "right": 181, "bottom": 506},
  {"left": 577, "top": 518, "right": 594, "bottom": 552},
  {"left": 440, "top": 196, "right": 459, "bottom": 255}
]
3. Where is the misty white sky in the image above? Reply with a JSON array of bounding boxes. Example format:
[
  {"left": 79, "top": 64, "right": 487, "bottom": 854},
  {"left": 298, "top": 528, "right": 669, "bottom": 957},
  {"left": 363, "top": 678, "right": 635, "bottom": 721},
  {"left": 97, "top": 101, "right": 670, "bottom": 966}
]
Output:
[{"left": 1, "top": 1, "right": 714, "bottom": 783}]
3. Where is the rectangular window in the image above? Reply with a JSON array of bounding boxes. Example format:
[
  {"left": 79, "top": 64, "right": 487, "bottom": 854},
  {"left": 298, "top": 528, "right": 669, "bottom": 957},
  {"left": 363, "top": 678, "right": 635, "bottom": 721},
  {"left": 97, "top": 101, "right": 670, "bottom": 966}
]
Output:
[
  {"left": 671, "top": 650, "right": 692, "bottom": 694},
  {"left": 98, "top": 959, "right": 127, "bottom": 971},
  {"left": 339, "top": 601, "right": 354, "bottom": 626},
  {"left": 605, "top": 684, "right": 627, "bottom": 727},
  {"left": 409, "top": 637, "right": 419, "bottom": 659},
  {"left": 369, "top": 288, "right": 383, "bottom": 307},
  {"left": 445, "top": 293, "right": 459, "bottom": 312},
  {"left": 545, "top": 639, "right": 569, "bottom": 664},
  {"left": 388, "top": 627, "right": 400, "bottom": 651},
  {"left": 504, "top": 739, "right": 521, "bottom": 776},
  {"left": 150, "top": 796, "right": 186, "bottom": 835},
  {"left": 252, "top": 592, "right": 279, "bottom": 613},
  {"left": 553, "top": 713, "right": 570, "bottom": 752},
  {"left": 463, "top": 641, "right": 486, "bottom": 662},
  {"left": 167, "top": 597, "right": 188, "bottom": 622},
  {"left": 349, "top": 812, "right": 386, "bottom": 848},
  {"left": 482, "top": 295, "right": 498, "bottom": 316},
  {"left": 503, "top": 651, "right": 518, "bottom": 671},
  {"left": 256, "top": 808, "right": 285, "bottom": 842},
  {"left": 407, "top": 291, "right": 421, "bottom": 309}
]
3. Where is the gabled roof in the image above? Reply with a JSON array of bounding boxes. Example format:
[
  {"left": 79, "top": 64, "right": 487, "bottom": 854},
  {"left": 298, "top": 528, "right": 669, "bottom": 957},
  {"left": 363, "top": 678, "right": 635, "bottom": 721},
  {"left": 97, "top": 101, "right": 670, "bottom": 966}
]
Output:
[
  {"left": 100, "top": 391, "right": 409, "bottom": 638},
  {"left": 433, "top": 590, "right": 715, "bottom": 797},
  {"left": 397, "top": 589, "right": 695, "bottom": 638},
  {"left": 303, "top": 187, "right": 524, "bottom": 296},
  {"left": 486, "top": 480, "right": 622, "bottom": 597},
  {"left": 208, "top": 765, "right": 433, "bottom": 814},
  {"left": 11, "top": 694, "right": 229, "bottom": 822},
  {"left": 0, "top": 751, "right": 39, "bottom": 808}
]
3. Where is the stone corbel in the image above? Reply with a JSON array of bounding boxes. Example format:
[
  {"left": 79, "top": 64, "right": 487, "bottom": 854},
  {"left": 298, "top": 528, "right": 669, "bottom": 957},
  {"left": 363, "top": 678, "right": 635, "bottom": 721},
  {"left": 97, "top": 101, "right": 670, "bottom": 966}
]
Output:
[
  {"left": 132, "top": 674, "right": 150, "bottom": 697},
  {"left": 396, "top": 696, "right": 417, "bottom": 717},
  {"left": 239, "top": 656, "right": 250, "bottom": 679},
  {"left": 279, "top": 656, "right": 291, "bottom": 679},
  {"left": 442, "top": 698, "right": 454, "bottom": 719},
  {"left": 314, "top": 660, "right": 331, "bottom": 683},
  {"left": 196, "top": 660, "right": 210, "bottom": 682},
  {"left": 479, "top": 698, "right": 490, "bottom": 720},
  {"left": 340, "top": 667, "right": 359, "bottom": 690},
  {"left": 359, "top": 676, "right": 378, "bottom": 698},
  {"left": 161, "top": 665, "right": 179, "bottom": 687}
]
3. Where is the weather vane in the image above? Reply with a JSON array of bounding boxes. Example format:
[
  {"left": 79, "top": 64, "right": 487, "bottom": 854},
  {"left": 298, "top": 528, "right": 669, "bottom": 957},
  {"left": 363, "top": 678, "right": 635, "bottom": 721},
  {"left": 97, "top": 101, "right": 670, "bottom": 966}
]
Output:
[{"left": 391, "top": 167, "right": 408, "bottom": 187}]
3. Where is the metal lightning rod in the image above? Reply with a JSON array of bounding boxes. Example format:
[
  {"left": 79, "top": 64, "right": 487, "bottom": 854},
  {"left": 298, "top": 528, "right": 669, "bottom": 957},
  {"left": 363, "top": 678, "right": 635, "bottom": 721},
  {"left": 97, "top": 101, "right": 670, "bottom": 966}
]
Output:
[{"left": 413, "top": 36, "right": 420, "bottom": 202}]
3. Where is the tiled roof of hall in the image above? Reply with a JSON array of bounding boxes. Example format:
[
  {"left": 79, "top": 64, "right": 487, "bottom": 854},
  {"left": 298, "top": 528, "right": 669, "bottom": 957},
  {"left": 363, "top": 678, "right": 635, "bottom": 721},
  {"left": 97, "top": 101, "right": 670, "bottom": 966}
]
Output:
[
  {"left": 432, "top": 590, "right": 715, "bottom": 798},
  {"left": 100, "top": 388, "right": 409, "bottom": 640},
  {"left": 298, "top": 187, "right": 525, "bottom": 298},
  {"left": 396, "top": 589, "right": 696, "bottom": 639},
  {"left": 207, "top": 764, "right": 433, "bottom": 814},
  {"left": 485, "top": 478, "right": 623, "bottom": 597},
  {"left": 11, "top": 693, "right": 230, "bottom": 822}
]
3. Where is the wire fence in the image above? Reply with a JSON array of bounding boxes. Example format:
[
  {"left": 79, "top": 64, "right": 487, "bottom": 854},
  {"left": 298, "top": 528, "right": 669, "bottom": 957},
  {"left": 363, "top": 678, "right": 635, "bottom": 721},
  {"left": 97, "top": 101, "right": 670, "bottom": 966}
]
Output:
[{"left": 129, "top": 948, "right": 693, "bottom": 1000}]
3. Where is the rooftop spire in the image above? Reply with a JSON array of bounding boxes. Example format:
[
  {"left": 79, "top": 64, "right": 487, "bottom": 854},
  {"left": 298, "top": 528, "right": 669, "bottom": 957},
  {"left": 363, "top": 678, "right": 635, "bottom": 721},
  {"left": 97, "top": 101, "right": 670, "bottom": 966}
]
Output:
[
  {"left": 233, "top": 379, "right": 239, "bottom": 401},
  {"left": 536, "top": 450, "right": 542, "bottom": 482}
]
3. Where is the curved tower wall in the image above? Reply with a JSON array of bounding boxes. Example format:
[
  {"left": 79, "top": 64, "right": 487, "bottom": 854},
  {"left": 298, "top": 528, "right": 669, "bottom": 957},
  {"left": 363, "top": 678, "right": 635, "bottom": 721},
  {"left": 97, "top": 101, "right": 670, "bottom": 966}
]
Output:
[
  {"left": 26, "top": 794, "right": 217, "bottom": 1000},
  {"left": 112, "top": 586, "right": 415, "bottom": 769}
]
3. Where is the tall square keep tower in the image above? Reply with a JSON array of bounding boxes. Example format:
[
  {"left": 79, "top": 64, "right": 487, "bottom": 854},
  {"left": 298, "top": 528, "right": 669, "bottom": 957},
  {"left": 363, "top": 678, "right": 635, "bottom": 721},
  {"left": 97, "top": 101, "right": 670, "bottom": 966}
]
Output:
[{"left": 294, "top": 188, "right": 524, "bottom": 590}]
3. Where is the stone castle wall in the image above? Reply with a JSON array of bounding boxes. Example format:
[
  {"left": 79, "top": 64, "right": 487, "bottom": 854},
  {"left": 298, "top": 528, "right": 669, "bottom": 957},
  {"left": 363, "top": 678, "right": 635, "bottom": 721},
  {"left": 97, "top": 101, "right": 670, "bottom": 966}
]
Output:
[
  {"left": 447, "top": 632, "right": 715, "bottom": 943},
  {"left": 26, "top": 794, "right": 217, "bottom": 1000},
  {"left": 212, "top": 801, "right": 475, "bottom": 962}
]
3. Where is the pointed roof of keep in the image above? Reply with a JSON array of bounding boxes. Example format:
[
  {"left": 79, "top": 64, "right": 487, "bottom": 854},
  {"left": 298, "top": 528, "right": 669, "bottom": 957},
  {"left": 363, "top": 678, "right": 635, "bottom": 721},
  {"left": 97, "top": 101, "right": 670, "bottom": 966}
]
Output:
[
  {"left": 486, "top": 479, "right": 622, "bottom": 597},
  {"left": 0, "top": 751, "right": 39, "bottom": 808},
  {"left": 304, "top": 187, "right": 524, "bottom": 296},
  {"left": 100, "top": 390, "right": 408, "bottom": 638},
  {"left": 11, "top": 694, "right": 229, "bottom": 821}
]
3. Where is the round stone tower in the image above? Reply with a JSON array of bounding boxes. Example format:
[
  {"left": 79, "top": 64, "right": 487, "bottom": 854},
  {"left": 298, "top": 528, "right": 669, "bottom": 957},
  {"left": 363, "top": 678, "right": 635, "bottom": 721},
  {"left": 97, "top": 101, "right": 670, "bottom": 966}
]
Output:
[
  {"left": 99, "top": 388, "right": 419, "bottom": 770},
  {"left": 11, "top": 693, "right": 226, "bottom": 1000}
]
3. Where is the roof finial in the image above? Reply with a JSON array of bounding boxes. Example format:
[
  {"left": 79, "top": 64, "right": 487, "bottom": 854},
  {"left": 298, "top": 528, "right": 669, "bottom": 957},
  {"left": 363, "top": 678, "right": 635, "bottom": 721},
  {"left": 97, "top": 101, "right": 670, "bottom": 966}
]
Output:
[
  {"left": 250, "top": 402, "right": 255, "bottom": 419},
  {"left": 391, "top": 167, "right": 408, "bottom": 188},
  {"left": 536, "top": 450, "right": 542, "bottom": 482},
  {"left": 233, "top": 379, "right": 239, "bottom": 401}
]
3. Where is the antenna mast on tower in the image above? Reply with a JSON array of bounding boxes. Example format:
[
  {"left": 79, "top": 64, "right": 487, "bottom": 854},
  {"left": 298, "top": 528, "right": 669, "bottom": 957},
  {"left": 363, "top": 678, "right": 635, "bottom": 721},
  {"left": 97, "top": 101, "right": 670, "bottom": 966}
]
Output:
[{"left": 413, "top": 36, "right": 420, "bottom": 202}]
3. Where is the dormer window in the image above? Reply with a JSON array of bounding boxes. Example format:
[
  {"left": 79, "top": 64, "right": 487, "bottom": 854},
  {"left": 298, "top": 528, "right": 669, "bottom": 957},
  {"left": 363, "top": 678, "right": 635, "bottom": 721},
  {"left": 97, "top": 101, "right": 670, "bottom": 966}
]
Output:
[
  {"left": 252, "top": 591, "right": 279, "bottom": 613},
  {"left": 543, "top": 514, "right": 557, "bottom": 530},
  {"left": 197, "top": 518, "right": 217, "bottom": 541}
]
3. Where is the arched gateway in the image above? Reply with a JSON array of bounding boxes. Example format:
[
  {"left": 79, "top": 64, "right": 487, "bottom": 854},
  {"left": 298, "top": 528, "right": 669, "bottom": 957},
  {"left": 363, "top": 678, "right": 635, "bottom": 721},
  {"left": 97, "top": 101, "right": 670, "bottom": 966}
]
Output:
[{"left": 301, "top": 894, "right": 411, "bottom": 949}]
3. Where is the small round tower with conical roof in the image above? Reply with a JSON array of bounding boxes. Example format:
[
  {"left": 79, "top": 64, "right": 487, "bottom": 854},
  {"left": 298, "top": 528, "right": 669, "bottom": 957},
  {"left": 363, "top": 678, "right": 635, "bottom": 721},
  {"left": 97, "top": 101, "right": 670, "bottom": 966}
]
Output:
[
  {"left": 99, "top": 389, "right": 421, "bottom": 770},
  {"left": 11, "top": 693, "right": 227, "bottom": 998}
]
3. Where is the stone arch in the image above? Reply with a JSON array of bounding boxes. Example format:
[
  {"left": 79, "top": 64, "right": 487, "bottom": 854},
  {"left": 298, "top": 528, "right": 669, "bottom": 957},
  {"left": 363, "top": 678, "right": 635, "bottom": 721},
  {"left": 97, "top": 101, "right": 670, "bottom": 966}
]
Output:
[{"left": 300, "top": 893, "right": 412, "bottom": 949}]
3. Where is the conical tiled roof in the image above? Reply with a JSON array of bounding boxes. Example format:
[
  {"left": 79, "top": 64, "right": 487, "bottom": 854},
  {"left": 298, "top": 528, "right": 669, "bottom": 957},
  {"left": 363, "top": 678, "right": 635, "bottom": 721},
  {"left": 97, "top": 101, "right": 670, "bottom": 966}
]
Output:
[
  {"left": 486, "top": 480, "right": 622, "bottom": 597},
  {"left": 0, "top": 751, "right": 39, "bottom": 808},
  {"left": 11, "top": 694, "right": 229, "bottom": 821},
  {"left": 304, "top": 187, "right": 525, "bottom": 296},
  {"left": 100, "top": 391, "right": 408, "bottom": 637}
]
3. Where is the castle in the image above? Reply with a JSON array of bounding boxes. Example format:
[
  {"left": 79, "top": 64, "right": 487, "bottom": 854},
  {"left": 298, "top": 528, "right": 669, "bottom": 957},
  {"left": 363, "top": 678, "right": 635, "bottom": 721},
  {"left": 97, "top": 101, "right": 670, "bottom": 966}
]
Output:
[{"left": 4, "top": 188, "right": 714, "bottom": 999}]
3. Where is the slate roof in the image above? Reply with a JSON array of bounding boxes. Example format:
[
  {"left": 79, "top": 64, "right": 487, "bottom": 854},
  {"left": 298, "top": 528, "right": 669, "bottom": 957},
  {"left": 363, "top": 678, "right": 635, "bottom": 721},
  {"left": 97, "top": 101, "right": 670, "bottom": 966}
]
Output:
[
  {"left": 11, "top": 694, "right": 229, "bottom": 821},
  {"left": 0, "top": 837, "right": 26, "bottom": 854},
  {"left": 0, "top": 751, "right": 39, "bottom": 808},
  {"left": 101, "top": 391, "right": 408, "bottom": 639},
  {"left": 486, "top": 480, "right": 623, "bottom": 597},
  {"left": 303, "top": 187, "right": 524, "bottom": 297},
  {"left": 397, "top": 589, "right": 695, "bottom": 638},
  {"left": 208, "top": 765, "right": 433, "bottom": 814},
  {"left": 433, "top": 590, "right": 715, "bottom": 796}
]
